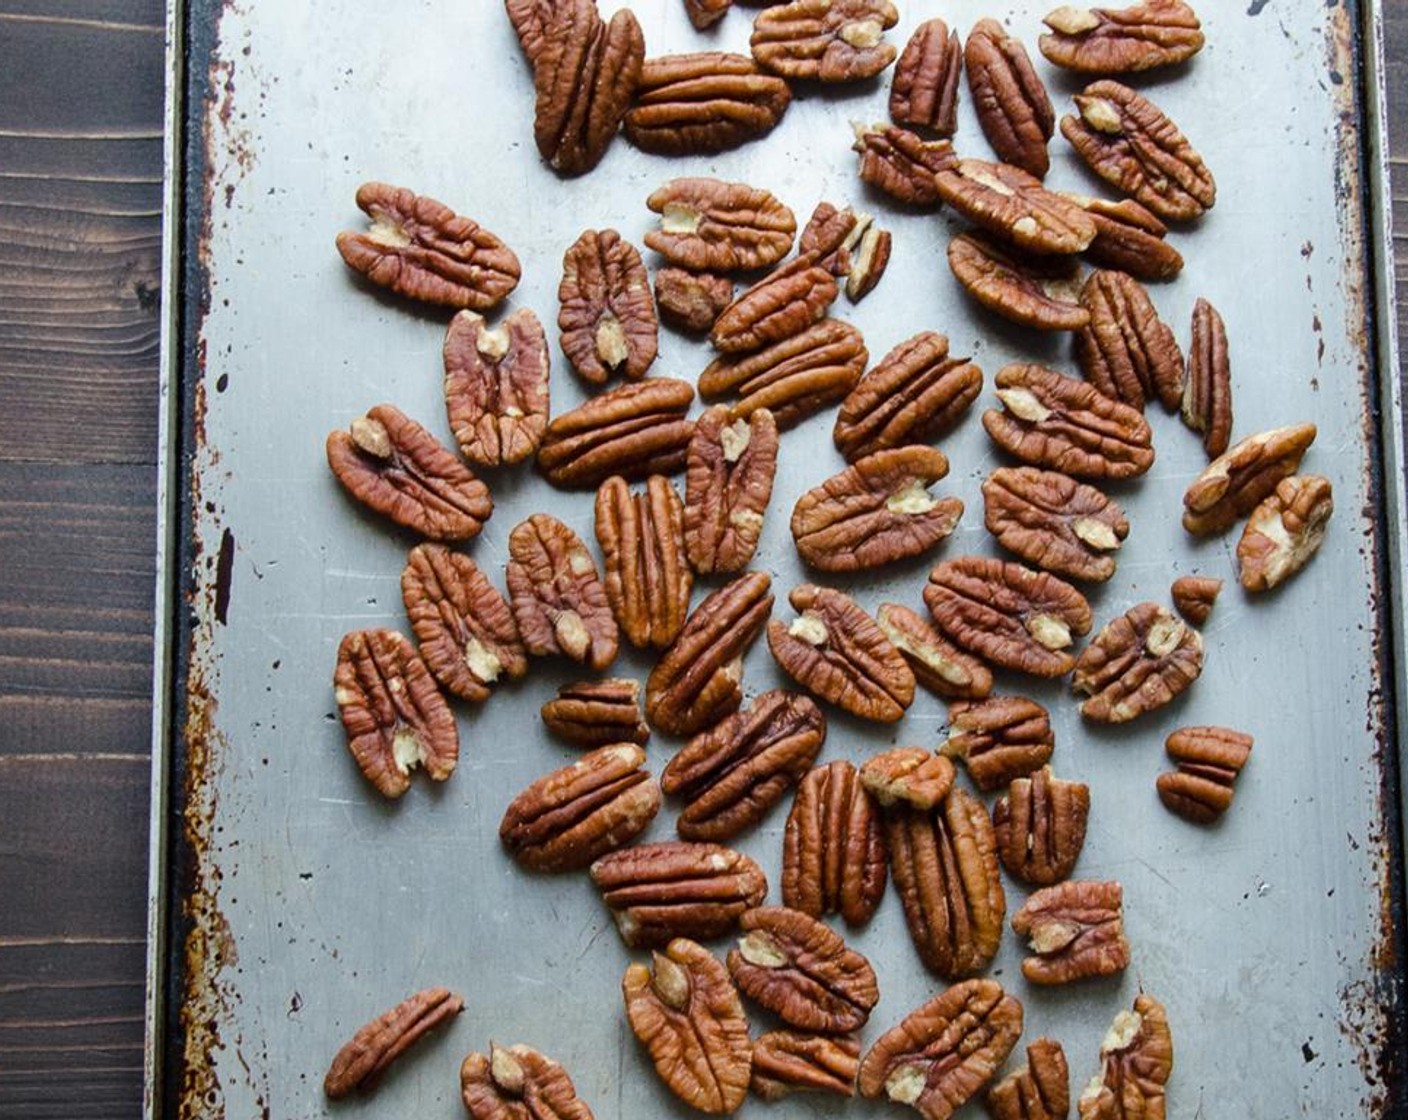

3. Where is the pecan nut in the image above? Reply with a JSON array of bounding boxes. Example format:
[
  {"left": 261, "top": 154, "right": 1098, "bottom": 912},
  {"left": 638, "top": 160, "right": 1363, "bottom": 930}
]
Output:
[
  {"left": 1077, "top": 995, "right": 1173, "bottom": 1120},
  {"left": 925, "top": 556, "right": 1093, "bottom": 679},
  {"left": 782, "top": 760, "right": 887, "bottom": 927},
  {"left": 1012, "top": 880, "right": 1130, "bottom": 985},
  {"left": 324, "top": 987, "right": 463, "bottom": 1098},
  {"left": 333, "top": 629, "right": 458, "bottom": 798},
  {"left": 623, "top": 939, "right": 752, "bottom": 1116},
  {"left": 1075, "top": 269, "right": 1184, "bottom": 411},
  {"left": 993, "top": 765, "right": 1090, "bottom": 886},
  {"left": 506, "top": 513, "right": 619, "bottom": 669},
  {"left": 625, "top": 52, "right": 791, "bottom": 155},
  {"left": 1157, "top": 725, "right": 1253, "bottom": 824},
  {"left": 941, "top": 696, "right": 1055, "bottom": 792},
  {"left": 934, "top": 159, "right": 1096, "bottom": 255},
  {"left": 326, "top": 404, "right": 493, "bottom": 541},
  {"left": 662, "top": 689, "right": 825, "bottom": 842},
  {"left": 710, "top": 256, "right": 839, "bottom": 354},
  {"left": 1040, "top": 1, "right": 1204, "bottom": 74},
  {"left": 506, "top": 0, "right": 556, "bottom": 68},
  {"left": 1069, "top": 194, "right": 1183, "bottom": 280},
  {"left": 595, "top": 475, "right": 692, "bottom": 650},
  {"left": 1181, "top": 297, "right": 1233, "bottom": 457},
  {"left": 654, "top": 268, "right": 734, "bottom": 334},
  {"left": 982, "top": 466, "right": 1130, "bottom": 582},
  {"left": 335, "top": 182, "right": 520, "bottom": 309},
  {"left": 986, "top": 1038, "right": 1070, "bottom": 1120},
  {"left": 460, "top": 1043, "right": 594, "bottom": 1120},
  {"left": 1072, "top": 602, "right": 1203, "bottom": 722},
  {"left": 558, "top": 228, "right": 658, "bottom": 385},
  {"left": 1170, "top": 574, "right": 1222, "bottom": 625},
  {"left": 683, "top": 406, "right": 779, "bottom": 576},
  {"left": 685, "top": 0, "right": 731, "bottom": 31},
  {"left": 852, "top": 123, "right": 957, "bottom": 208},
  {"left": 537, "top": 377, "right": 696, "bottom": 490},
  {"left": 751, "top": 1031, "right": 859, "bottom": 1100},
  {"left": 860, "top": 748, "right": 956, "bottom": 811},
  {"left": 443, "top": 308, "right": 550, "bottom": 467},
  {"left": 890, "top": 18, "right": 962, "bottom": 135},
  {"left": 876, "top": 603, "right": 994, "bottom": 701},
  {"left": 948, "top": 232, "right": 1088, "bottom": 332},
  {"left": 858, "top": 980, "right": 1023, "bottom": 1120},
  {"left": 1182, "top": 423, "right": 1317, "bottom": 535},
  {"left": 645, "top": 178, "right": 796, "bottom": 273},
  {"left": 768, "top": 584, "right": 916, "bottom": 722},
  {"left": 965, "top": 19, "right": 1055, "bottom": 179},
  {"left": 842, "top": 217, "right": 892, "bottom": 301},
  {"left": 541, "top": 678, "right": 649, "bottom": 748},
  {"left": 751, "top": 0, "right": 900, "bottom": 83},
  {"left": 1238, "top": 474, "right": 1333, "bottom": 592}
]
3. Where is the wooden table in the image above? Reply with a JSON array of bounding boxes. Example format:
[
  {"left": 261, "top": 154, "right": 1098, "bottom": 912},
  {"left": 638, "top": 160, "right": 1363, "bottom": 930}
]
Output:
[{"left": 0, "top": 3, "right": 1402, "bottom": 1116}]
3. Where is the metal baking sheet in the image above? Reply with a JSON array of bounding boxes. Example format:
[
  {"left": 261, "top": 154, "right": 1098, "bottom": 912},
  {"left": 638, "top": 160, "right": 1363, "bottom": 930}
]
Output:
[{"left": 147, "top": 1, "right": 1406, "bottom": 1116}]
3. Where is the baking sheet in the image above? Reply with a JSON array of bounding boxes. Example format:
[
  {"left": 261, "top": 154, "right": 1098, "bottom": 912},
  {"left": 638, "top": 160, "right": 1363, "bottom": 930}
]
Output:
[{"left": 149, "top": 1, "right": 1407, "bottom": 1116}]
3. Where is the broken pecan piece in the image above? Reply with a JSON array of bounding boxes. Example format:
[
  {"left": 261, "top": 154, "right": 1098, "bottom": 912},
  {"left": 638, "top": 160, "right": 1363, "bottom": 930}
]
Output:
[
  {"left": 443, "top": 308, "right": 550, "bottom": 467},
  {"left": 646, "top": 178, "right": 796, "bottom": 273},
  {"left": 1237, "top": 474, "right": 1333, "bottom": 591},
  {"left": 987, "top": 1038, "right": 1070, "bottom": 1120},
  {"left": 537, "top": 377, "right": 696, "bottom": 490},
  {"left": 1075, "top": 269, "right": 1184, "bottom": 411},
  {"left": 1182, "top": 423, "right": 1317, "bottom": 535},
  {"left": 654, "top": 268, "right": 734, "bottom": 334},
  {"left": 860, "top": 748, "right": 955, "bottom": 811},
  {"left": 993, "top": 766, "right": 1090, "bottom": 886},
  {"left": 1182, "top": 296, "right": 1233, "bottom": 456},
  {"left": 324, "top": 986, "right": 463, "bottom": 1098},
  {"left": 506, "top": 513, "right": 619, "bottom": 669},
  {"left": 711, "top": 256, "right": 838, "bottom": 353},
  {"left": 558, "top": 228, "right": 658, "bottom": 385},
  {"left": 965, "top": 19, "right": 1055, "bottom": 179},
  {"left": 1158, "top": 725, "right": 1252, "bottom": 824},
  {"left": 541, "top": 678, "right": 649, "bottom": 749},
  {"left": 934, "top": 159, "right": 1096, "bottom": 255},
  {"left": 783, "top": 760, "right": 887, "bottom": 927},
  {"left": 876, "top": 603, "right": 994, "bottom": 701},
  {"left": 1041, "top": 1, "right": 1204, "bottom": 74},
  {"left": 1012, "top": 880, "right": 1130, "bottom": 984},
  {"left": 460, "top": 1043, "right": 594, "bottom": 1120},
  {"left": 844, "top": 218, "right": 892, "bottom": 301},
  {"left": 1073, "top": 602, "right": 1202, "bottom": 722},
  {"left": 1170, "top": 575, "right": 1221, "bottom": 625},
  {"left": 1077, "top": 995, "right": 1173, "bottom": 1120},
  {"left": 684, "top": 0, "right": 731, "bottom": 31},
  {"left": 942, "top": 696, "right": 1055, "bottom": 792},
  {"left": 983, "top": 466, "right": 1129, "bottom": 582},
  {"left": 751, "top": 0, "right": 900, "bottom": 83},
  {"left": 852, "top": 123, "right": 957, "bottom": 208},
  {"left": 751, "top": 1031, "right": 858, "bottom": 1100},
  {"left": 948, "top": 232, "right": 1088, "bottom": 331},
  {"left": 1070, "top": 194, "right": 1183, "bottom": 280},
  {"left": 890, "top": 18, "right": 962, "bottom": 135},
  {"left": 595, "top": 474, "right": 692, "bottom": 650},
  {"left": 625, "top": 52, "right": 791, "bottom": 155},
  {"left": 683, "top": 406, "right": 779, "bottom": 576}
]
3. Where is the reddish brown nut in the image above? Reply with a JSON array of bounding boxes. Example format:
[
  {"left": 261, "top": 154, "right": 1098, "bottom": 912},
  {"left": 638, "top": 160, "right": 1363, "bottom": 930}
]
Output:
[
  {"left": 852, "top": 123, "right": 957, "bottom": 208},
  {"left": 654, "top": 268, "right": 734, "bottom": 334},
  {"left": 506, "top": 513, "right": 619, "bottom": 669},
  {"left": 711, "top": 256, "right": 839, "bottom": 354},
  {"left": 934, "top": 160, "right": 1096, "bottom": 256},
  {"left": 1073, "top": 602, "right": 1202, "bottom": 723},
  {"left": 1070, "top": 194, "right": 1184, "bottom": 281},
  {"left": 858, "top": 980, "right": 1023, "bottom": 1120},
  {"left": 965, "top": 19, "right": 1056, "bottom": 179},
  {"left": 983, "top": 466, "right": 1129, "bottom": 583},
  {"left": 942, "top": 696, "right": 1055, "bottom": 792},
  {"left": 986, "top": 1038, "right": 1070, "bottom": 1120},
  {"left": 948, "top": 232, "right": 1088, "bottom": 332},
  {"left": 993, "top": 766, "right": 1090, "bottom": 886},
  {"left": 595, "top": 475, "right": 692, "bottom": 650},
  {"left": 662, "top": 690, "right": 825, "bottom": 842},
  {"left": 925, "top": 556, "right": 1092, "bottom": 679},
  {"left": 1012, "top": 880, "right": 1130, "bottom": 985},
  {"left": 1182, "top": 423, "right": 1317, "bottom": 535},
  {"left": 1077, "top": 995, "right": 1173, "bottom": 1120},
  {"left": 685, "top": 0, "right": 732, "bottom": 31},
  {"left": 335, "top": 182, "right": 520, "bottom": 310},
  {"left": 876, "top": 603, "right": 994, "bottom": 701},
  {"left": 684, "top": 406, "right": 779, "bottom": 576},
  {"left": 625, "top": 52, "right": 791, "bottom": 155},
  {"left": 860, "top": 748, "right": 955, "bottom": 810},
  {"left": 646, "top": 178, "right": 796, "bottom": 273},
  {"left": 1158, "top": 726, "right": 1252, "bottom": 824},
  {"left": 459, "top": 1043, "right": 594, "bottom": 1120},
  {"left": 844, "top": 219, "right": 892, "bottom": 301},
  {"left": 324, "top": 987, "right": 463, "bottom": 1098},
  {"left": 506, "top": 0, "right": 557, "bottom": 68},
  {"left": 1182, "top": 297, "right": 1233, "bottom": 456},
  {"left": 537, "top": 377, "right": 696, "bottom": 490},
  {"left": 1040, "top": 1, "right": 1204, "bottom": 74},
  {"left": 1238, "top": 475, "right": 1333, "bottom": 592},
  {"left": 401, "top": 544, "right": 528, "bottom": 703},
  {"left": 783, "top": 760, "right": 887, "bottom": 927},
  {"left": 890, "top": 19, "right": 962, "bottom": 135},
  {"left": 541, "top": 678, "right": 649, "bottom": 749},
  {"left": 799, "top": 201, "right": 860, "bottom": 273},
  {"left": 751, "top": 1031, "right": 859, "bottom": 1100},
  {"left": 558, "top": 228, "right": 658, "bottom": 385},
  {"left": 326, "top": 404, "right": 493, "bottom": 542},
  {"left": 751, "top": 0, "right": 900, "bottom": 83},
  {"left": 1170, "top": 575, "right": 1221, "bottom": 625},
  {"left": 333, "top": 629, "right": 458, "bottom": 798},
  {"left": 443, "top": 309, "right": 550, "bottom": 468},
  {"left": 1075, "top": 269, "right": 1184, "bottom": 411}
]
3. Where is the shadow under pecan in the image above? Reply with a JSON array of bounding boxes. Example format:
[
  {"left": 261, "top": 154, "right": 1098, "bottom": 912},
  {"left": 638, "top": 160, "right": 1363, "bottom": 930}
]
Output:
[
  {"left": 558, "top": 228, "right": 658, "bottom": 386},
  {"left": 1170, "top": 574, "right": 1221, "bottom": 625},
  {"left": 751, "top": 1030, "right": 859, "bottom": 1100},
  {"left": 783, "top": 760, "right": 887, "bottom": 927},
  {"left": 541, "top": 678, "right": 649, "bottom": 749},
  {"left": 890, "top": 18, "right": 962, "bottom": 135},
  {"left": 1238, "top": 474, "right": 1333, "bottom": 592},
  {"left": 646, "top": 178, "right": 796, "bottom": 273},
  {"left": 983, "top": 466, "right": 1129, "bottom": 583},
  {"left": 876, "top": 603, "right": 994, "bottom": 701},
  {"left": 595, "top": 474, "right": 692, "bottom": 650},
  {"left": 942, "top": 695, "right": 1054, "bottom": 792},
  {"left": 948, "top": 232, "right": 1088, "bottom": 332},
  {"left": 1070, "top": 193, "right": 1184, "bottom": 281},
  {"left": 710, "top": 256, "right": 839, "bottom": 354},
  {"left": 993, "top": 765, "right": 1090, "bottom": 886},
  {"left": 966, "top": 19, "right": 1055, "bottom": 179},
  {"left": 460, "top": 1042, "right": 595, "bottom": 1120},
  {"left": 860, "top": 748, "right": 956, "bottom": 811},
  {"left": 324, "top": 986, "right": 463, "bottom": 1099},
  {"left": 537, "top": 377, "right": 696, "bottom": 490},
  {"left": 1077, "top": 994, "right": 1173, "bottom": 1120},
  {"left": 1012, "top": 879, "right": 1130, "bottom": 985},
  {"left": 506, "top": 513, "right": 619, "bottom": 670},
  {"left": 1072, "top": 601, "right": 1202, "bottom": 723},
  {"left": 1182, "top": 297, "right": 1233, "bottom": 457},
  {"left": 443, "top": 308, "right": 550, "bottom": 468},
  {"left": 751, "top": 0, "right": 900, "bottom": 83},
  {"left": 625, "top": 51, "right": 791, "bottom": 155},
  {"left": 1182, "top": 423, "right": 1317, "bottom": 535},
  {"left": 1040, "top": 1, "right": 1204, "bottom": 75},
  {"left": 986, "top": 1038, "right": 1069, "bottom": 1120},
  {"left": 934, "top": 159, "right": 1096, "bottom": 255},
  {"left": 654, "top": 268, "right": 734, "bottom": 334},
  {"left": 684, "top": 406, "right": 779, "bottom": 576},
  {"left": 1075, "top": 269, "right": 1184, "bottom": 412},
  {"left": 1158, "top": 725, "right": 1252, "bottom": 824},
  {"left": 852, "top": 123, "right": 957, "bottom": 208}
]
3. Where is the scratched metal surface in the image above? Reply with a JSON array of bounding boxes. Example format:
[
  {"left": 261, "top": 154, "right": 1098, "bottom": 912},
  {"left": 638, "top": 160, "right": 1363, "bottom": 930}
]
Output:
[{"left": 154, "top": 1, "right": 1404, "bottom": 1117}]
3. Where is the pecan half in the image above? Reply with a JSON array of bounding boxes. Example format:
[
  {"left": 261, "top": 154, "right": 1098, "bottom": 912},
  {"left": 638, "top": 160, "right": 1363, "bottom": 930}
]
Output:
[
  {"left": 858, "top": 980, "right": 1023, "bottom": 1120},
  {"left": 685, "top": 0, "right": 731, "bottom": 31},
  {"left": 852, "top": 123, "right": 957, "bottom": 208},
  {"left": 326, "top": 404, "right": 493, "bottom": 542},
  {"left": 645, "top": 178, "right": 796, "bottom": 273},
  {"left": 1182, "top": 423, "right": 1317, "bottom": 535},
  {"left": 1062, "top": 80, "right": 1215, "bottom": 222},
  {"left": 925, "top": 556, "right": 1092, "bottom": 679},
  {"left": 654, "top": 268, "right": 734, "bottom": 334},
  {"left": 623, "top": 939, "right": 752, "bottom": 1116},
  {"left": 791, "top": 447, "right": 963, "bottom": 573},
  {"left": 537, "top": 377, "right": 696, "bottom": 490},
  {"left": 983, "top": 466, "right": 1129, "bottom": 582},
  {"left": 1238, "top": 474, "right": 1334, "bottom": 592},
  {"left": 662, "top": 690, "right": 825, "bottom": 842},
  {"left": 443, "top": 309, "right": 550, "bottom": 467},
  {"left": 625, "top": 52, "right": 791, "bottom": 155},
  {"left": 401, "top": 544, "right": 528, "bottom": 703},
  {"left": 834, "top": 332, "right": 982, "bottom": 462},
  {"left": 1158, "top": 725, "right": 1252, "bottom": 824},
  {"left": 728, "top": 907, "right": 878, "bottom": 1033},
  {"left": 782, "top": 760, "right": 887, "bottom": 927},
  {"left": 965, "top": 19, "right": 1055, "bottom": 179},
  {"left": 645, "top": 571, "right": 774, "bottom": 737},
  {"left": 558, "top": 228, "right": 658, "bottom": 385},
  {"left": 1072, "top": 602, "right": 1203, "bottom": 722},
  {"left": 984, "top": 364, "right": 1155, "bottom": 481},
  {"left": 769, "top": 584, "right": 915, "bottom": 722},
  {"left": 684, "top": 406, "right": 779, "bottom": 576},
  {"left": 335, "top": 182, "right": 520, "bottom": 310},
  {"left": 934, "top": 160, "right": 1096, "bottom": 256},
  {"left": 460, "top": 1043, "right": 594, "bottom": 1120},
  {"left": 942, "top": 696, "right": 1055, "bottom": 792},
  {"left": 595, "top": 474, "right": 692, "bottom": 650},
  {"left": 1012, "top": 880, "right": 1129, "bottom": 985},
  {"left": 506, "top": 513, "right": 619, "bottom": 669},
  {"left": 993, "top": 766, "right": 1090, "bottom": 886},
  {"left": 751, "top": 1031, "right": 859, "bottom": 1100},
  {"left": 890, "top": 19, "right": 962, "bottom": 135},
  {"left": 986, "top": 1038, "right": 1070, "bottom": 1120},
  {"left": 505, "top": 0, "right": 556, "bottom": 68},
  {"left": 876, "top": 603, "right": 994, "bottom": 701},
  {"left": 948, "top": 232, "right": 1088, "bottom": 331},
  {"left": 710, "top": 256, "right": 839, "bottom": 354},
  {"left": 751, "top": 0, "right": 900, "bottom": 83},
  {"left": 1075, "top": 269, "right": 1183, "bottom": 411},
  {"left": 334, "top": 629, "right": 458, "bottom": 798},
  {"left": 1041, "top": 1, "right": 1204, "bottom": 74},
  {"left": 1077, "top": 995, "right": 1173, "bottom": 1120},
  {"left": 541, "top": 678, "right": 649, "bottom": 748},
  {"left": 860, "top": 748, "right": 956, "bottom": 811},
  {"left": 1170, "top": 575, "right": 1221, "bottom": 625},
  {"left": 1070, "top": 194, "right": 1183, "bottom": 280},
  {"left": 324, "top": 987, "right": 463, "bottom": 1098},
  {"left": 1178, "top": 296, "right": 1232, "bottom": 456}
]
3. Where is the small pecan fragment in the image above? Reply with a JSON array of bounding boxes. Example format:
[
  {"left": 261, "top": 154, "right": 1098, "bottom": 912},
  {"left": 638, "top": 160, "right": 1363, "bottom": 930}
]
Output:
[
  {"left": 460, "top": 1042, "right": 594, "bottom": 1120},
  {"left": 983, "top": 466, "right": 1129, "bottom": 582},
  {"left": 751, "top": 0, "right": 900, "bottom": 83},
  {"left": 506, "top": 513, "right": 619, "bottom": 669},
  {"left": 327, "top": 404, "right": 493, "bottom": 542},
  {"left": 662, "top": 690, "right": 825, "bottom": 842},
  {"left": 948, "top": 232, "right": 1088, "bottom": 332},
  {"left": 1170, "top": 575, "right": 1221, "bottom": 625},
  {"left": 324, "top": 987, "right": 463, "bottom": 1098},
  {"left": 993, "top": 766, "right": 1090, "bottom": 886},
  {"left": 684, "top": 406, "right": 779, "bottom": 576},
  {"left": 700, "top": 317, "right": 867, "bottom": 429},
  {"left": 860, "top": 748, "right": 956, "bottom": 810},
  {"left": 834, "top": 332, "right": 982, "bottom": 462},
  {"left": 623, "top": 939, "right": 753, "bottom": 1115},
  {"left": 685, "top": 0, "right": 731, "bottom": 31},
  {"left": 1041, "top": 1, "right": 1203, "bottom": 74},
  {"left": 646, "top": 571, "right": 774, "bottom": 737},
  {"left": 1073, "top": 602, "right": 1202, "bottom": 723},
  {"left": 728, "top": 907, "right": 878, "bottom": 1033},
  {"left": 443, "top": 309, "right": 550, "bottom": 467},
  {"left": 942, "top": 696, "right": 1055, "bottom": 792},
  {"left": 984, "top": 364, "right": 1155, "bottom": 481},
  {"left": 934, "top": 160, "right": 1096, "bottom": 256},
  {"left": 965, "top": 19, "right": 1056, "bottom": 179},
  {"left": 1076, "top": 270, "right": 1183, "bottom": 411},
  {"left": 401, "top": 544, "right": 528, "bottom": 703},
  {"left": 986, "top": 1038, "right": 1070, "bottom": 1120},
  {"left": 890, "top": 19, "right": 962, "bottom": 135},
  {"left": 336, "top": 182, "right": 520, "bottom": 310},
  {"left": 1237, "top": 475, "right": 1333, "bottom": 591},
  {"left": 537, "top": 377, "right": 696, "bottom": 490},
  {"left": 558, "top": 228, "right": 658, "bottom": 385},
  {"left": 769, "top": 584, "right": 915, "bottom": 722},
  {"left": 1158, "top": 725, "right": 1252, "bottom": 824},
  {"left": 711, "top": 256, "right": 839, "bottom": 354},
  {"left": 852, "top": 123, "right": 957, "bottom": 208},
  {"left": 1077, "top": 995, "right": 1173, "bottom": 1120},
  {"left": 1062, "top": 81, "right": 1214, "bottom": 222},
  {"left": 655, "top": 269, "right": 733, "bottom": 334},
  {"left": 1069, "top": 194, "right": 1183, "bottom": 281},
  {"left": 925, "top": 557, "right": 1092, "bottom": 679},
  {"left": 876, "top": 603, "right": 994, "bottom": 701},
  {"left": 791, "top": 447, "right": 963, "bottom": 573},
  {"left": 783, "top": 760, "right": 887, "bottom": 927},
  {"left": 1181, "top": 297, "right": 1233, "bottom": 457},
  {"left": 751, "top": 1031, "right": 859, "bottom": 1100},
  {"left": 1182, "top": 423, "right": 1317, "bottom": 535},
  {"left": 646, "top": 178, "right": 796, "bottom": 273},
  {"left": 625, "top": 52, "right": 791, "bottom": 155},
  {"left": 1012, "top": 880, "right": 1129, "bottom": 985},
  {"left": 595, "top": 474, "right": 692, "bottom": 650},
  {"left": 858, "top": 980, "right": 1023, "bottom": 1120},
  {"left": 844, "top": 218, "right": 892, "bottom": 301},
  {"left": 334, "top": 629, "right": 458, "bottom": 798},
  {"left": 541, "top": 678, "right": 649, "bottom": 748}
]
